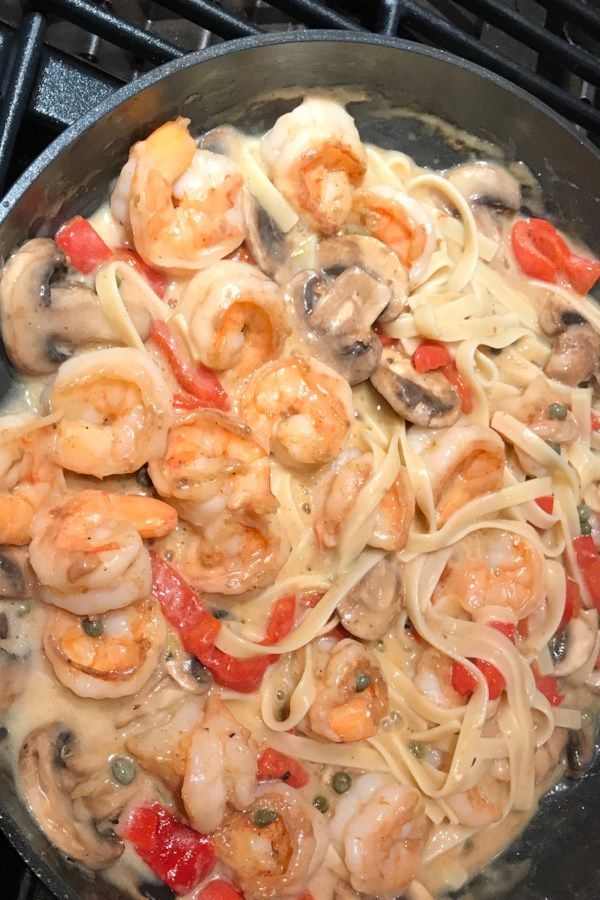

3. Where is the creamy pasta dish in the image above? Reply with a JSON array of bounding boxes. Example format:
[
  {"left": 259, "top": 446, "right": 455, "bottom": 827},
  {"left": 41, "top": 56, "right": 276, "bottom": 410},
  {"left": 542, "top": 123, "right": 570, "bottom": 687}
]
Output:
[{"left": 0, "top": 95, "right": 600, "bottom": 900}]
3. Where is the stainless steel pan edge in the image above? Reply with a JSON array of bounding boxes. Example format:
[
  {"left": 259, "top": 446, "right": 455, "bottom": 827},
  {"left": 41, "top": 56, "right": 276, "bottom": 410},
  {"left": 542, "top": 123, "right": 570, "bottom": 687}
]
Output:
[{"left": 0, "top": 30, "right": 599, "bottom": 900}]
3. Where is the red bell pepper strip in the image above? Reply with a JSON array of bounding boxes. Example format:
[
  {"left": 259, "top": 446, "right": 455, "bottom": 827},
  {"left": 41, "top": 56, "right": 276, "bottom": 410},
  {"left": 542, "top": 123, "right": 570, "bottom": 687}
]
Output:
[
  {"left": 533, "top": 668, "right": 564, "bottom": 707},
  {"left": 372, "top": 323, "right": 397, "bottom": 348},
  {"left": 55, "top": 216, "right": 113, "bottom": 274},
  {"left": 199, "top": 594, "right": 296, "bottom": 693},
  {"left": 196, "top": 881, "right": 243, "bottom": 900},
  {"left": 173, "top": 390, "right": 204, "bottom": 412},
  {"left": 563, "top": 252, "right": 600, "bottom": 296},
  {"left": 440, "top": 365, "right": 473, "bottom": 414},
  {"left": 150, "top": 553, "right": 221, "bottom": 657},
  {"left": 559, "top": 578, "right": 582, "bottom": 632},
  {"left": 490, "top": 621, "right": 516, "bottom": 643},
  {"left": 591, "top": 413, "right": 600, "bottom": 432},
  {"left": 149, "top": 320, "right": 229, "bottom": 411},
  {"left": 452, "top": 658, "right": 504, "bottom": 701},
  {"left": 113, "top": 249, "right": 169, "bottom": 298},
  {"left": 257, "top": 747, "right": 309, "bottom": 788},
  {"left": 583, "top": 557, "right": 600, "bottom": 611},
  {"left": 573, "top": 535, "right": 598, "bottom": 569},
  {"left": 535, "top": 495, "right": 554, "bottom": 515},
  {"left": 412, "top": 341, "right": 452, "bottom": 373},
  {"left": 120, "top": 802, "right": 216, "bottom": 895},
  {"left": 511, "top": 218, "right": 600, "bottom": 295}
]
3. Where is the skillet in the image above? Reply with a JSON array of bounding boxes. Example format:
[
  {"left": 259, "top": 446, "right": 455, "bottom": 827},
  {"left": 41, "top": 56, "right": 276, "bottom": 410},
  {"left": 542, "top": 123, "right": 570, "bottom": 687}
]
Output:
[{"left": 0, "top": 30, "right": 599, "bottom": 900}]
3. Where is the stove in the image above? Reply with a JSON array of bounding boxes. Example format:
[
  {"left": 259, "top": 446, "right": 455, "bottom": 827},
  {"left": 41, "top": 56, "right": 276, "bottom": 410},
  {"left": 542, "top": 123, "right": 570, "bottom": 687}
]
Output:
[{"left": 0, "top": 0, "right": 600, "bottom": 896}]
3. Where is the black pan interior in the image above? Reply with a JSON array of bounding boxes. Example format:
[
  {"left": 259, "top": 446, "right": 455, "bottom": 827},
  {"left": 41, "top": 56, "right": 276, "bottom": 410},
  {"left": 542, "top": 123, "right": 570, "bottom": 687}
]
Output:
[{"left": 0, "top": 31, "right": 599, "bottom": 900}]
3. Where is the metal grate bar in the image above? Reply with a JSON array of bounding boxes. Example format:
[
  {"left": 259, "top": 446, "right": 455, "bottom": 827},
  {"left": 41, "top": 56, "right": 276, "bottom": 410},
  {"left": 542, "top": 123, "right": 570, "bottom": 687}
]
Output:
[
  {"left": 377, "top": 0, "right": 403, "bottom": 35},
  {"left": 534, "top": 0, "right": 600, "bottom": 40},
  {"left": 454, "top": 0, "right": 600, "bottom": 88},
  {"left": 153, "top": 0, "right": 262, "bottom": 39},
  {"left": 33, "top": 0, "right": 184, "bottom": 64},
  {"left": 0, "top": 12, "right": 46, "bottom": 192},
  {"left": 266, "top": 0, "right": 362, "bottom": 31}
]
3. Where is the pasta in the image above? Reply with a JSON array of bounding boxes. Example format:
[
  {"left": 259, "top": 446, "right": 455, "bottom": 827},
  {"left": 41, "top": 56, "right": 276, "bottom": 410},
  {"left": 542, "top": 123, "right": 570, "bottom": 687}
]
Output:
[{"left": 0, "top": 94, "right": 599, "bottom": 900}]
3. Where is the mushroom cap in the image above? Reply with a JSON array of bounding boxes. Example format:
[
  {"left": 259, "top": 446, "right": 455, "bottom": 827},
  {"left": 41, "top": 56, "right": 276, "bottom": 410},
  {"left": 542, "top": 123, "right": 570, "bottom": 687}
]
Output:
[
  {"left": 337, "top": 556, "right": 403, "bottom": 640},
  {"left": 545, "top": 324, "right": 599, "bottom": 387},
  {"left": 242, "top": 189, "right": 289, "bottom": 280},
  {"left": 19, "top": 722, "right": 123, "bottom": 868},
  {"left": 371, "top": 348, "right": 461, "bottom": 427},
  {"left": 445, "top": 161, "right": 522, "bottom": 211}
]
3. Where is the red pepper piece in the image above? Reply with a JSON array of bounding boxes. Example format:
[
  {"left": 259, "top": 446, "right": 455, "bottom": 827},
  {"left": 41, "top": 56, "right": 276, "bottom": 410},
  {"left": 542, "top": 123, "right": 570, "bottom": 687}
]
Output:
[
  {"left": 583, "top": 557, "right": 600, "bottom": 611},
  {"left": 440, "top": 365, "right": 473, "bottom": 414},
  {"left": 257, "top": 747, "right": 309, "bottom": 788},
  {"left": 490, "top": 621, "right": 516, "bottom": 642},
  {"left": 372, "top": 323, "right": 396, "bottom": 347},
  {"left": 196, "top": 880, "right": 243, "bottom": 900},
  {"left": 563, "top": 252, "right": 600, "bottom": 295},
  {"left": 412, "top": 341, "right": 452, "bottom": 373},
  {"left": 173, "top": 390, "right": 203, "bottom": 412},
  {"left": 120, "top": 802, "right": 216, "bottom": 895},
  {"left": 533, "top": 668, "right": 564, "bottom": 707},
  {"left": 573, "top": 535, "right": 598, "bottom": 569},
  {"left": 452, "top": 658, "right": 504, "bottom": 701},
  {"left": 149, "top": 320, "right": 229, "bottom": 411},
  {"left": 591, "top": 413, "right": 600, "bottom": 432},
  {"left": 559, "top": 578, "right": 582, "bottom": 632},
  {"left": 511, "top": 217, "right": 600, "bottom": 295},
  {"left": 55, "top": 216, "right": 113, "bottom": 274},
  {"left": 535, "top": 495, "right": 554, "bottom": 515},
  {"left": 150, "top": 553, "right": 220, "bottom": 657}
]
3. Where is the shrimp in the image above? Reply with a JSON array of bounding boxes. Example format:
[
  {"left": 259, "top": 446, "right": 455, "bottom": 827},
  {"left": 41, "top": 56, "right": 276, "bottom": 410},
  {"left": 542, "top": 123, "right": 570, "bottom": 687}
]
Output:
[
  {"left": 316, "top": 450, "right": 415, "bottom": 551},
  {"left": 126, "top": 698, "right": 204, "bottom": 791},
  {"left": 261, "top": 97, "right": 367, "bottom": 235},
  {"left": 182, "top": 697, "right": 257, "bottom": 833},
  {"left": 43, "top": 598, "right": 165, "bottom": 699},
  {"left": 308, "top": 639, "right": 389, "bottom": 743},
  {"left": 213, "top": 782, "right": 328, "bottom": 899},
  {"left": 148, "top": 409, "right": 276, "bottom": 526},
  {"left": 330, "top": 772, "right": 430, "bottom": 896},
  {"left": 49, "top": 348, "right": 173, "bottom": 479},
  {"left": 234, "top": 355, "right": 353, "bottom": 468},
  {"left": 352, "top": 185, "right": 436, "bottom": 287},
  {"left": 112, "top": 118, "right": 244, "bottom": 272},
  {"left": 414, "top": 648, "right": 465, "bottom": 709},
  {"left": 0, "top": 413, "right": 65, "bottom": 545},
  {"left": 176, "top": 513, "right": 289, "bottom": 595},
  {"left": 495, "top": 376, "right": 578, "bottom": 477},
  {"left": 29, "top": 490, "right": 177, "bottom": 615},
  {"left": 445, "top": 783, "right": 503, "bottom": 828},
  {"left": 434, "top": 528, "right": 545, "bottom": 621},
  {"left": 180, "top": 260, "right": 289, "bottom": 381},
  {"left": 409, "top": 424, "right": 505, "bottom": 526}
]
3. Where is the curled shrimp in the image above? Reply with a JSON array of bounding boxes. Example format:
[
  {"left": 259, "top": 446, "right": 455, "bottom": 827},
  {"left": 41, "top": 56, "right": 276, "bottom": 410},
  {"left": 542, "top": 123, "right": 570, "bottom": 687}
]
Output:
[
  {"left": 43, "top": 598, "right": 165, "bottom": 699},
  {"left": 315, "top": 450, "right": 415, "bottom": 551},
  {"left": 435, "top": 528, "right": 545, "bottom": 621},
  {"left": 148, "top": 409, "right": 276, "bottom": 526},
  {"left": 234, "top": 355, "right": 353, "bottom": 468},
  {"left": 29, "top": 490, "right": 177, "bottom": 615},
  {"left": 175, "top": 513, "right": 289, "bottom": 595},
  {"left": 409, "top": 424, "right": 505, "bottom": 526},
  {"left": 49, "top": 348, "right": 173, "bottom": 479},
  {"left": 261, "top": 97, "right": 367, "bottom": 235},
  {"left": 182, "top": 697, "right": 257, "bottom": 833},
  {"left": 352, "top": 185, "right": 436, "bottom": 287},
  {"left": 308, "top": 639, "right": 389, "bottom": 743},
  {"left": 112, "top": 118, "right": 244, "bottom": 272},
  {"left": 414, "top": 648, "right": 465, "bottom": 709},
  {"left": 214, "top": 782, "right": 328, "bottom": 899},
  {"left": 445, "top": 783, "right": 503, "bottom": 828},
  {"left": 0, "top": 414, "right": 65, "bottom": 545},
  {"left": 180, "top": 260, "right": 289, "bottom": 381},
  {"left": 330, "top": 772, "right": 430, "bottom": 896}
]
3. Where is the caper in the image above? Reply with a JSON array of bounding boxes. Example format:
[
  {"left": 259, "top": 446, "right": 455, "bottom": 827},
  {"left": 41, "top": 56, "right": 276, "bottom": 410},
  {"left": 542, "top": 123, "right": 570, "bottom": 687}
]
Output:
[
  {"left": 409, "top": 740, "right": 425, "bottom": 759},
  {"left": 578, "top": 504, "right": 592, "bottom": 523},
  {"left": 548, "top": 403, "right": 568, "bottom": 421},
  {"left": 545, "top": 440, "right": 561, "bottom": 455},
  {"left": 15, "top": 600, "right": 32, "bottom": 618},
  {"left": 253, "top": 808, "right": 278, "bottom": 828},
  {"left": 580, "top": 520, "right": 593, "bottom": 536},
  {"left": 111, "top": 756, "right": 136, "bottom": 785},
  {"left": 355, "top": 672, "right": 372, "bottom": 693},
  {"left": 82, "top": 617, "right": 103, "bottom": 637},
  {"left": 332, "top": 771, "right": 352, "bottom": 794},
  {"left": 312, "top": 795, "right": 329, "bottom": 814}
]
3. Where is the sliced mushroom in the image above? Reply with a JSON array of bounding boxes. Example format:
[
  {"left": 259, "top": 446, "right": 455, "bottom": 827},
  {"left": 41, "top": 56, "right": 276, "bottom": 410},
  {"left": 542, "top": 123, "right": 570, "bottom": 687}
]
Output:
[
  {"left": 242, "top": 190, "right": 289, "bottom": 280},
  {"left": 337, "top": 556, "right": 403, "bottom": 641},
  {"left": 545, "top": 324, "right": 599, "bottom": 387},
  {"left": 165, "top": 652, "right": 212, "bottom": 694},
  {"left": 370, "top": 348, "right": 461, "bottom": 427},
  {"left": 565, "top": 727, "right": 594, "bottom": 779},
  {"left": 0, "top": 649, "right": 29, "bottom": 709},
  {"left": 0, "top": 546, "right": 35, "bottom": 600},
  {"left": 288, "top": 268, "right": 389, "bottom": 384},
  {"left": 19, "top": 722, "right": 123, "bottom": 868},
  {"left": 316, "top": 234, "right": 409, "bottom": 323},
  {"left": 553, "top": 616, "right": 597, "bottom": 678},
  {"left": 0, "top": 238, "right": 151, "bottom": 374},
  {"left": 446, "top": 162, "right": 522, "bottom": 211},
  {"left": 538, "top": 295, "right": 588, "bottom": 336}
]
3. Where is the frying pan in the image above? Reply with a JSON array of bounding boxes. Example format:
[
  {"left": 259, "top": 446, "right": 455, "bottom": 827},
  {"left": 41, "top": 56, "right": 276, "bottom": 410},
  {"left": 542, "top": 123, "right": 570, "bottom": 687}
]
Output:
[{"left": 0, "top": 30, "right": 599, "bottom": 900}]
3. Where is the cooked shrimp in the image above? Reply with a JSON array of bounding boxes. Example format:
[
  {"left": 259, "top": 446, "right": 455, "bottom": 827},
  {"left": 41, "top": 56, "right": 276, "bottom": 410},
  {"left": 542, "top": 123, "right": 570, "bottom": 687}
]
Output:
[
  {"left": 29, "top": 490, "right": 177, "bottom": 615},
  {"left": 495, "top": 376, "right": 578, "bottom": 477},
  {"left": 261, "top": 97, "right": 367, "bottom": 235},
  {"left": 126, "top": 698, "right": 204, "bottom": 791},
  {"left": 414, "top": 648, "right": 465, "bottom": 709},
  {"left": 43, "top": 598, "right": 165, "bottom": 699},
  {"left": 180, "top": 260, "right": 289, "bottom": 380},
  {"left": 0, "top": 413, "right": 65, "bottom": 545},
  {"left": 445, "top": 783, "right": 503, "bottom": 827},
  {"left": 176, "top": 513, "right": 289, "bottom": 595},
  {"left": 214, "top": 782, "right": 328, "bottom": 899},
  {"left": 112, "top": 118, "right": 244, "bottom": 272},
  {"left": 435, "top": 528, "right": 545, "bottom": 620},
  {"left": 316, "top": 450, "right": 415, "bottom": 551},
  {"left": 234, "top": 355, "right": 353, "bottom": 468},
  {"left": 330, "top": 772, "right": 429, "bottom": 896},
  {"left": 182, "top": 697, "right": 257, "bottom": 833},
  {"left": 409, "top": 424, "right": 505, "bottom": 526},
  {"left": 148, "top": 409, "right": 276, "bottom": 525},
  {"left": 49, "top": 347, "right": 173, "bottom": 479},
  {"left": 352, "top": 185, "right": 436, "bottom": 287},
  {"left": 308, "top": 639, "right": 389, "bottom": 743}
]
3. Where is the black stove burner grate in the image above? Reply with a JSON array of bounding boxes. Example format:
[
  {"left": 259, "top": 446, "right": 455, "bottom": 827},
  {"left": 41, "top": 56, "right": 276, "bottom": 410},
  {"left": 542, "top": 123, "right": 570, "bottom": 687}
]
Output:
[{"left": 0, "top": 0, "right": 599, "bottom": 897}]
